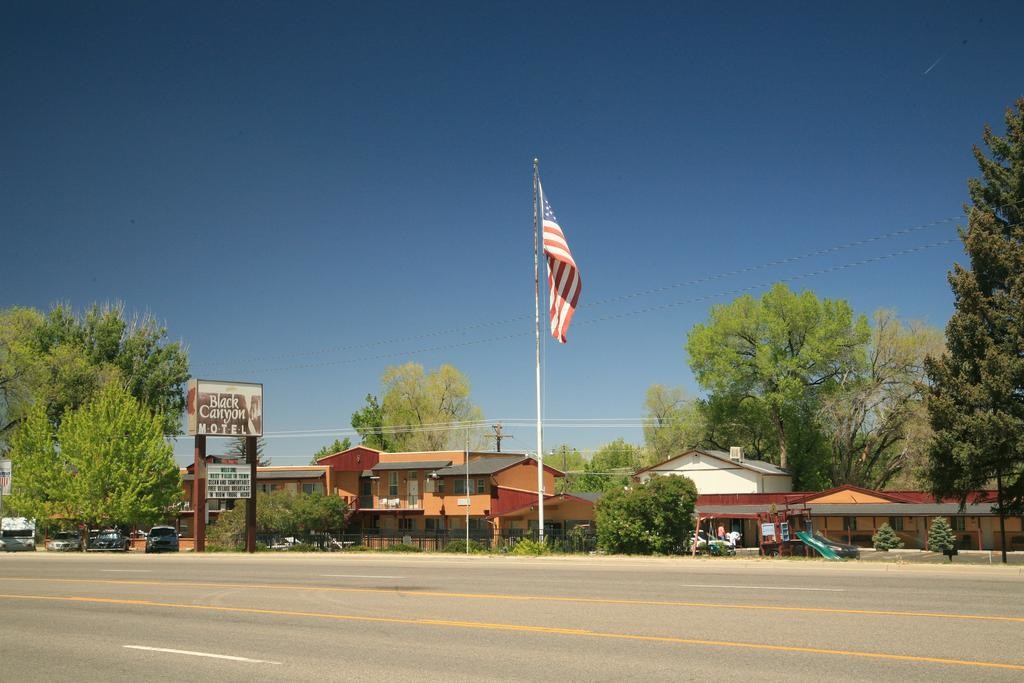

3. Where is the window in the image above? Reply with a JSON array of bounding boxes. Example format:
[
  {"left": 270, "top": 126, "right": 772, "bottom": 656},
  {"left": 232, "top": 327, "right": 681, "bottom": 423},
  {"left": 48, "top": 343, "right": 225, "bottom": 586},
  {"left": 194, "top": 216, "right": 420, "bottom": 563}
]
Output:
[
  {"left": 388, "top": 471, "right": 399, "bottom": 497},
  {"left": 454, "top": 478, "right": 485, "bottom": 495},
  {"left": 425, "top": 517, "right": 445, "bottom": 532},
  {"left": 302, "top": 482, "right": 324, "bottom": 495},
  {"left": 843, "top": 517, "right": 857, "bottom": 531},
  {"left": 398, "top": 518, "right": 415, "bottom": 531},
  {"left": 950, "top": 516, "right": 966, "bottom": 531},
  {"left": 256, "top": 483, "right": 274, "bottom": 494},
  {"left": 468, "top": 517, "right": 485, "bottom": 531},
  {"left": 888, "top": 517, "right": 904, "bottom": 532}
]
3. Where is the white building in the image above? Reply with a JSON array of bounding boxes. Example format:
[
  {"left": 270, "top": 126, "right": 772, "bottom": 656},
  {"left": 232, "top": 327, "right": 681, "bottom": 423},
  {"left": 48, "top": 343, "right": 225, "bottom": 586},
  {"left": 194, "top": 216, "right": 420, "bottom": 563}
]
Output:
[{"left": 633, "top": 448, "right": 792, "bottom": 495}]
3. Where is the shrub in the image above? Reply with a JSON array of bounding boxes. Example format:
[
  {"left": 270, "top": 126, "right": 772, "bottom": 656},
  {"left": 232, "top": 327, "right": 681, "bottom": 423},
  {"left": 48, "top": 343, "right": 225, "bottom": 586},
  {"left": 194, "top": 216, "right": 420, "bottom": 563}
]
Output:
[
  {"left": 595, "top": 474, "right": 698, "bottom": 555},
  {"left": 872, "top": 523, "right": 905, "bottom": 551},
  {"left": 286, "top": 542, "right": 318, "bottom": 552},
  {"left": 510, "top": 538, "right": 550, "bottom": 556},
  {"left": 443, "top": 539, "right": 486, "bottom": 553},
  {"left": 384, "top": 543, "right": 423, "bottom": 552}
]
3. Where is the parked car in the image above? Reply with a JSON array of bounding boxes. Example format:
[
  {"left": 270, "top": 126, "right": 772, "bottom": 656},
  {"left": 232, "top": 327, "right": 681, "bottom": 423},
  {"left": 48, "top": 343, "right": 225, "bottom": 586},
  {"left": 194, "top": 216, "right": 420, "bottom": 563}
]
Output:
[
  {"left": 812, "top": 532, "right": 861, "bottom": 559},
  {"left": 89, "top": 529, "right": 130, "bottom": 552},
  {"left": 145, "top": 526, "right": 179, "bottom": 553},
  {"left": 46, "top": 530, "right": 83, "bottom": 552}
]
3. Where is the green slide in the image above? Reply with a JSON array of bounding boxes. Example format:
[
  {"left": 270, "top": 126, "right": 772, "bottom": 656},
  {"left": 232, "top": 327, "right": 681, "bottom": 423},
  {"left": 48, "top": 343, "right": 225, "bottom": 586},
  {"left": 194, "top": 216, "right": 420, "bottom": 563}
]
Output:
[{"left": 796, "top": 531, "right": 843, "bottom": 561}]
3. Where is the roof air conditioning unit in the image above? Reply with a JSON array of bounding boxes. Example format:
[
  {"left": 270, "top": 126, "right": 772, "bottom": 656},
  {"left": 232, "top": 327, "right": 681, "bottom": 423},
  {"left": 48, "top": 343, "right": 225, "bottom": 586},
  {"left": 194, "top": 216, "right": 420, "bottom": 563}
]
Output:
[{"left": 729, "top": 446, "right": 743, "bottom": 462}]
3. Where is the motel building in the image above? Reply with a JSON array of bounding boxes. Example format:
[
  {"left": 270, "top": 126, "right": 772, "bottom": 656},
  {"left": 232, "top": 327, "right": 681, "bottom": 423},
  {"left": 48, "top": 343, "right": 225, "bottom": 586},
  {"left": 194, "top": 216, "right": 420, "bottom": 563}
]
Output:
[
  {"left": 635, "top": 448, "right": 1024, "bottom": 552},
  {"left": 178, "top": 446, "right": 597, "bottom": 548}
]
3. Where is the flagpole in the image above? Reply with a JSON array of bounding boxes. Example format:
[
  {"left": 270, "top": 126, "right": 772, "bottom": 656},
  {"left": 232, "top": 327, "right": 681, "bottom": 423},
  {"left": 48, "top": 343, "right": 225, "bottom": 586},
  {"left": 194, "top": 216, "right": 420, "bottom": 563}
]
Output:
[{"left": 533, "top": 158, "right": 545, "bottom": 543}]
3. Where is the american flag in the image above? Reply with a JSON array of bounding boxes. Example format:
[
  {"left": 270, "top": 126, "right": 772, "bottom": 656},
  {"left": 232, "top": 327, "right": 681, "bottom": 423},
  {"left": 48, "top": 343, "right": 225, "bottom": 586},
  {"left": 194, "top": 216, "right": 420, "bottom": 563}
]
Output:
[
  {"left": 540, "top": 182, "right": 581, "bottom": 343},
  {"left": 0, "top": 459, "right": 10, "bottom": 496}
]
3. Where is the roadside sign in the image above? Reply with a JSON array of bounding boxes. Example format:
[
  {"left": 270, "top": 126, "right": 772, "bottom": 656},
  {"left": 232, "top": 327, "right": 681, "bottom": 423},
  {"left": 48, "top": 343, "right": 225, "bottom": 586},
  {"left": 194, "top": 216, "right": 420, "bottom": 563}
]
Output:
[
  {"left": 206, "top": 465, "right": 252, "bottom": 499},
  {"left": 760, "top": 522, "right": 776, "bottom": 540},
  {"left": 780, "top": 522, "right": 790, "bottom": 542}
]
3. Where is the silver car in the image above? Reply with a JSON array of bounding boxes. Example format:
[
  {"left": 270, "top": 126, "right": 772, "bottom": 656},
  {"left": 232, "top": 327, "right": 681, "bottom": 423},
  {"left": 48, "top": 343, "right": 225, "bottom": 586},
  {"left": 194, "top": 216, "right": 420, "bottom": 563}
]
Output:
[{"left": 46, "top": 530, "right": 83, "bottom": 552}]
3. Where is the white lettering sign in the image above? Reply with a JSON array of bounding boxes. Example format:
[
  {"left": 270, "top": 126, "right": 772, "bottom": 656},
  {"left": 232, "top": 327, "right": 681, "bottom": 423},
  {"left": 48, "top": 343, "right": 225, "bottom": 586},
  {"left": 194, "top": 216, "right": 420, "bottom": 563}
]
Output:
[{"left": 206, "top": 465, "right": 252, "bottom": 499}]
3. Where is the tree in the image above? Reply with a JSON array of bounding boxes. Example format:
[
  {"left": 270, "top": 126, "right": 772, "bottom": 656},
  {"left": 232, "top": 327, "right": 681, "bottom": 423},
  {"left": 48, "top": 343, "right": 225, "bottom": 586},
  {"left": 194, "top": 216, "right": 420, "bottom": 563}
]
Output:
[
  {"left": 3, "top": 404, "right": 62, "bottom": 529},
  {"left": 225, "top": 436, "right": 270, "bottom": 466},
  {"left": 818, "top": 311, "right": 944, "bottom": 489},
  {"left": 871, "top": 522, "right": 904, "bottom": 551},
  {"left": 351, "top": 394, "right": 391, "bottom": 450},
  {"left": 572, "top": 438, "right": 645, "bottom": 493},
  {"left": 0, "top": 307, "right": 46, "bottom": 450},
  {"left": 595, "top": 474, "right": 698, "bottom": 555},
  {"left": 1, "top": 303, "right": 190, "bottom": 442},
  {"left": 7, "top": 382, "right": 182, "bottom": 531},
  {"left": 550, "top": 443, "right": 586, "bottom": 493},
  {"left": 311, "top": 437, "right": 352, "bottom": 464},
  {"left": 356, "top": 363, "right": 484, "bottom": 451},
  {"left": 924, "top": 99, "right": 1024, "bottom": 562},
  {"left": 642, "top": 385, "right": 704, "bottom": 464},
  {"left": 292, "top": 493, "right": 350, "bottom": 534},
  {"left": 687, "top": 283, "right": 870, "bottom": 477},
  {"left": 927, "top": 516, "right": 957, "bottom": 560}
]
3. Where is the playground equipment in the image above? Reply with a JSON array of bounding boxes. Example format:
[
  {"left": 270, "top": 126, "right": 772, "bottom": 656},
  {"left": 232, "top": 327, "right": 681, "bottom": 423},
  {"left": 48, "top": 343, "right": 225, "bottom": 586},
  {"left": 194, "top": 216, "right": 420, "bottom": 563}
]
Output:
[{"left": 795, "top": 530, "right": 842, "bottom": 560}]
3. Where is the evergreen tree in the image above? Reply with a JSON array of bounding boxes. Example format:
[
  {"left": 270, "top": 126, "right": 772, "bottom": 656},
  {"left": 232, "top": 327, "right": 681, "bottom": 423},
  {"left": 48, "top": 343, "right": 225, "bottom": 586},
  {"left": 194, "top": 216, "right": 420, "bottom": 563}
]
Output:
[
  {"left": 927, "top": 516, "right": 957, "bottom": 560},
  {"left": 871, "top": 522, "right": 904, "bottom": 551},
  {"left": 924, "top": 99, "right": 1024, "bottom": 549}
]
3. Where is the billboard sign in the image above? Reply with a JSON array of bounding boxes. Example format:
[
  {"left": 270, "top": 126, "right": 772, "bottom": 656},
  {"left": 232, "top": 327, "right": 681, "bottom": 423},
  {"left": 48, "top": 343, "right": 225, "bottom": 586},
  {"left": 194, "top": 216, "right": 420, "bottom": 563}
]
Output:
[
  {"left": 206, "top": 465, "right": 252, "bottom": 499},
  {"left": 0, "top": 459, "right": 10, "bottom": 496},
  {"left": 186, "top": 380, "right": 263, "bottom": 437}
]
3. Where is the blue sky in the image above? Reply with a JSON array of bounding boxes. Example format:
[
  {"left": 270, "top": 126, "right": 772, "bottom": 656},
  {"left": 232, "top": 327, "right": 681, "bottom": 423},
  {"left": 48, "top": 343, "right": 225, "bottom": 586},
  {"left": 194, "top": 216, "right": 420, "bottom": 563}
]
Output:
[{"left": 3, "top": 2, "right": 1022, "bottom": 465}]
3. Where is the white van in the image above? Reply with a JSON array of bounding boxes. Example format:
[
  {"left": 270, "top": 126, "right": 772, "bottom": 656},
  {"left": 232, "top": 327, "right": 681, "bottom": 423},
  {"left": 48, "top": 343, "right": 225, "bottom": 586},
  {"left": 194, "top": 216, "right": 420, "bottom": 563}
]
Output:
[{"left": 1, "top": 517, "right": 37, "bottom": 551}]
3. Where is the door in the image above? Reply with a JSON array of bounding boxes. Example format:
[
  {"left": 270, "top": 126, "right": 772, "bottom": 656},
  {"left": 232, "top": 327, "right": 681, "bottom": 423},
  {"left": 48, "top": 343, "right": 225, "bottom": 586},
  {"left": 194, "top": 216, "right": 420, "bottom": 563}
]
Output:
[{"left": 407, "top": 476, "right": 419, "bottom": 508}]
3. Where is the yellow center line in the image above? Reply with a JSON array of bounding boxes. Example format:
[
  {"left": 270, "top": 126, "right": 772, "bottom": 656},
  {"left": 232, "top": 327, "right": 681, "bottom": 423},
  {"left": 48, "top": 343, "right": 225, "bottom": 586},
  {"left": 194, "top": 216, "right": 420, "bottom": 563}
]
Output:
[
  {"left": 1, "top": 592, "right": 1022, "bottom": 672},
  {"left": 4, "top": 576, "right": 1024, "bottom": 624}
]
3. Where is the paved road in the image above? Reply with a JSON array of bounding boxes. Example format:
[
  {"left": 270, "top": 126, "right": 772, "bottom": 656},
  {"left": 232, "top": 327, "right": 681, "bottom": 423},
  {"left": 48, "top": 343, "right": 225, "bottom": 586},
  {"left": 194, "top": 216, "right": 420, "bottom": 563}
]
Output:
[{"left": 1, "top": 552, "right": 1022, "bottom": 681}]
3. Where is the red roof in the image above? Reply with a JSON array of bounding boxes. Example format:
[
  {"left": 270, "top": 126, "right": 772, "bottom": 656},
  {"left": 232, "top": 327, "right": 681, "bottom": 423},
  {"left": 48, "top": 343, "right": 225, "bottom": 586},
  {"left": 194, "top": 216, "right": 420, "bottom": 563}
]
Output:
[{"left": 316, "top": 446, "right": 381, "bottom": 471}]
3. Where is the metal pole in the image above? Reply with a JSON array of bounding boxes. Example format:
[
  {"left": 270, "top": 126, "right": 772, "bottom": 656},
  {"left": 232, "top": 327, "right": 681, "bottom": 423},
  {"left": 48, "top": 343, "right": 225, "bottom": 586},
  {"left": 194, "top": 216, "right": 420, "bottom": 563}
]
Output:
[
  {"left": 465, "top": 439, "right": 470, "bottom": 555},
  {"left": 996, "top": 467, "right": 1007, "bottom": 564},
  {"left": 533, "top": 159, "right": 545, "bottom": 543}
]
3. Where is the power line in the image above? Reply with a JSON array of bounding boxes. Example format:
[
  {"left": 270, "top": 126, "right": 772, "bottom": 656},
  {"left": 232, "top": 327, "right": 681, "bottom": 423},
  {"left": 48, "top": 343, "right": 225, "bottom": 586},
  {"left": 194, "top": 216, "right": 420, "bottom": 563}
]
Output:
[
  {"left": 210, "top": 235, "right": 958, "bottom": 375},
  {"left": 193, "top": 214, "right": 964, "bottom": 372}
]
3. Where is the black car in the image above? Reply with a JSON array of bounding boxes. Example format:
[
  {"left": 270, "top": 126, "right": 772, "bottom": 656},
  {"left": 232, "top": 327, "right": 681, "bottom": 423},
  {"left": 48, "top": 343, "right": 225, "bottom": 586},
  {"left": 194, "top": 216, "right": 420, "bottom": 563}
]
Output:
[
  {"left": 145, "top": 526, "right": 179, "bottom": 553},
  {"left": 812, "top": 532, "right": 861, "bottom": 559},
  {"left": 89, "top": 529, "right": 130, "bottom": 552}
]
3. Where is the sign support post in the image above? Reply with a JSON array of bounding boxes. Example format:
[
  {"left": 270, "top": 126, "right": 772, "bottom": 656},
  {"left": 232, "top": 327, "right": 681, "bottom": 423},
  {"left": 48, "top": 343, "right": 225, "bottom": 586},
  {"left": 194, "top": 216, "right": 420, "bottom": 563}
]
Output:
[
  {"left": 246, "top": 435, "right": 257, "bottom": 554},
  {"left": 192, "top": 436, "right": 206, "bottom": 553}
]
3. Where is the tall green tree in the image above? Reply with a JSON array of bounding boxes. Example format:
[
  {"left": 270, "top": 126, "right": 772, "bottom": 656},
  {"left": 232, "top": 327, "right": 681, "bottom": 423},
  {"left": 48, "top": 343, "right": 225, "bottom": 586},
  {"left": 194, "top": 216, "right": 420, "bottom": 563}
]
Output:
[
  {"left": 351, "top": 394, "right": 391, "bottom": 450},
  {"left": 595, "top": 474, "right": 698, "bottom": 555},
  {"left": 642, "top": 385, "right": 704, "bottom": 464},
  {"left": 549, "top": 443, "right": 586, "bottom": 493},
  {"left": 2, "top": 404, "right": 62, "bottom": 528},
  {"left": 687, "top": 283, "right": 870, "bottom": 479},
  {"left": 925, "top": 99, "right": 1024, "bottom": 530},
  {"left": 0, "top": 307, "right": 46, "bottom": 450},
  {"left": 225, "top": 436, "right": 270, "bottom": 466},
  {"left": 355, "top": 363, "right": 484, "bottom": 451},
  {"left": 6, "top": 382, "right": 182, "bottom": 530},
  {"left": 819, "top": 311, "right": 944, "bottom": 489},
  {"left": 1, "top": 303, "right": 190, "bottom": 441},
  {"left": 572, "top": 438, "right": 645, "bottom": 493},
  {"left": 311, "top": 437, "right": 353, "bottom": 464}
]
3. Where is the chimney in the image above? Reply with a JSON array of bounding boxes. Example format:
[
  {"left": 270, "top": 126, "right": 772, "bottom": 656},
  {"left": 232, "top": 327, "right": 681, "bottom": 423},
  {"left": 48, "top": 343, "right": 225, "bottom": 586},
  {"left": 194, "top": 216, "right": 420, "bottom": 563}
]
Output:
[{"left": 729, "top": 446, "right": 743, "bottom": 462}]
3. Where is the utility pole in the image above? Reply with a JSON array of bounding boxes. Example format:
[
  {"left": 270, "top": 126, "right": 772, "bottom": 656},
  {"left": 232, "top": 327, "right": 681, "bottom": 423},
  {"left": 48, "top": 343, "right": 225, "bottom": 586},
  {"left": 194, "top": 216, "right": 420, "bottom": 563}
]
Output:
[{"left": 486, "top": 423, "right": 512, "bottom": 453}]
